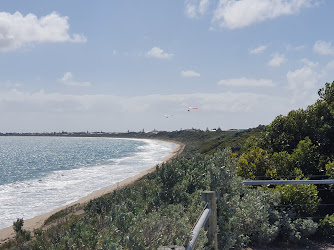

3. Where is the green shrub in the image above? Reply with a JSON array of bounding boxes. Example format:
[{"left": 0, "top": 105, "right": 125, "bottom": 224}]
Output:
[
  {"left": 237, "top": 147, "right": 272, "bottom": 179},
  {"left": 24, "top": 148, "right": 324, "bottom": 249},
  {"left": 273, "top": 183, "right": 321, "bottom": 216},
  {"left": 222, "top": 188, "right": 280, "bottom": 248},
  {"left": 13, "top": 218, "right": 31, "bottom": 245},
  {"left": 278, "top": 216, "right": 318, "bottom": 244},
  {"left": 318, "top": 213, "right": 334, "bottom": 239}
]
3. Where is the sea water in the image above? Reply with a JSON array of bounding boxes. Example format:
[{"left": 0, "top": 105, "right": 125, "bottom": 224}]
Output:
[{"left": 0, "top": 136, "right": 177, "bottom": 230}]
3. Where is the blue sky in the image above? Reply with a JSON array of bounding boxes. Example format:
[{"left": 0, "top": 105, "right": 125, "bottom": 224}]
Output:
[{"left": 0, "top": 0, "right": 334, "bottom": 132}]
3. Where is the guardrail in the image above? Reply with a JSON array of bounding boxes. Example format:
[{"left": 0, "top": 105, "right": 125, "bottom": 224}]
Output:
[
  {"left": 186, "top": 203, "right": 211, "bottom": 250},
  {"left": 243, "top": 179, "right": 334, "bottom": 185},
  {"left": 159, "top": 191, "right": 218, "bottom": 250}
]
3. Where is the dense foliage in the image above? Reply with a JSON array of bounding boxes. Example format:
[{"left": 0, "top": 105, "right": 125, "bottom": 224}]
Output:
[
  {"left": 237, "top": 82, "right": 334, "bottom": 180},
  {"left": 5, "top": 149, "right": 325, "bottom": 249},
  {"left": 235, "top": 82, "right": 334, "bottom": 243}
]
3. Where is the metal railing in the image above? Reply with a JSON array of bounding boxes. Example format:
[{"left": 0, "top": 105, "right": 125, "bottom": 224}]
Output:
[
  {"left": 159, "top": 191, "right": 218, "bottom": 250},
  {"left": 186, "top": 191, "right": 218, "bottom": 250},
  {"left": 186, "top": 203, "right": 211, "bottom": 250},
  {"left": 243, "top": 179, "right": 334, "bottom": 185}
]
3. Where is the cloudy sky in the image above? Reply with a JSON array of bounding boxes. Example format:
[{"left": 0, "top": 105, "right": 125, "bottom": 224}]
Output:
[{"left": 0, "top": 0, "right": 333, "bottom": 132}]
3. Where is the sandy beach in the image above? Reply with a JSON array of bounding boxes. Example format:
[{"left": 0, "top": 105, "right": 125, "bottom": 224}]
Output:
[{"left": 0, "top": 139, "right": 184, "bottom": 246}]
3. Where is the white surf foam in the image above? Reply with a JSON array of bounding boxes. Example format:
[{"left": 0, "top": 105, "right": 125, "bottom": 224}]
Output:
[{"left": 0, "top": 139, "right": 176, "bottom": 230}]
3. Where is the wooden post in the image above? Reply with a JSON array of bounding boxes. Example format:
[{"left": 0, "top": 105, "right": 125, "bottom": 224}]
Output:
[{"left": 201, "top": 191, "right": 218, "bottom": 250}]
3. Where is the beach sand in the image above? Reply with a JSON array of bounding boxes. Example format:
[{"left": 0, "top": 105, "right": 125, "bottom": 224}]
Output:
[{"left": 0, "top": 140, "right": 184, "bottom": 246}]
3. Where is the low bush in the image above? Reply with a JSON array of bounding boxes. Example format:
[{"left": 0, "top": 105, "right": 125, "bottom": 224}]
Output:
[{"left": 20, "top": 149, "right": 321, "bottom": 249}]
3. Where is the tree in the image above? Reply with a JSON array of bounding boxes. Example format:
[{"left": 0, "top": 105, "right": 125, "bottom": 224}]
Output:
[
  {"left": 325, "top": 160, "right": 334, "bottom": 178},
  {"left": 306, "top": 100, "right": 334, "bottom": 157},
  {"left": 263, "top": 109, "right": 309, "bottom": 154},
  {"left": 237, "top": 147, "right": 272, "bottom": 179},
  {"left": 290, "top": 137, "right": 321, "bottom": 176},
  {"left": 255, "top": 82, "right": 334, "bottom": 176},
  {"left": 318, "top": 81, "right": 334, "bottom": 105},
  {"left": 271, "top": 151, "right": 302, "bottom": 179}
]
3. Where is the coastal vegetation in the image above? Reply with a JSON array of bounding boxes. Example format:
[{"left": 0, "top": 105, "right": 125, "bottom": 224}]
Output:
[{"left": 2, "top": 82, "right": 334, "bottom": 249}]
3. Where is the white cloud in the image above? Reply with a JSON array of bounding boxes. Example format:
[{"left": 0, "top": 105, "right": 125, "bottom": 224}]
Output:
[
  {"left": 249, "top": 45, "right": 268, "bottom": 55},
  {"left": 313, "top": 40, "right": 334, "bottom": 56},
  {"left": 59, "top": 72, "right": 91, "bottom": 87},
  {"left": 0, "top": 90, "right": 266, "bottom": 114},
  {"left": 186, "top": 1, "right": 198, "bottom": 18},
  {"left": 199, "top": 0, "right": 211, "bottom": 15},
  {"left": 212, "top": 0, "right": 316, "bottom": 29},
  {"left": 185, "top": 0, "right": 211, "bottom": 18},
  {"left": 146, "top": 47, "right": 173, "bottom": 59},
  {"left": 181, "top": 70, "right": 201, "bottom": 77},
  {"left": 218, "top": 77, "right": 276, "bottom": 87},
  {"left": 0, "top": 11, "right": 86, "bottom": 52},
  {"left": 268, "top": 53, "right": 287, "bottom": 67},
  {"left": 285, "top": 58, "right": 334, "bottom": 106},
  {"left": 286, "top": 60, "right": 320, "bottom": 104},
  {"left": 0, "top": 89, "right": 290, "bottom": 132},
  {"left": 287, "top": 66, "right": 318, "bottom": 91},
  {"left": 300, "top": 58, "right": 318, "bottom": 67}
]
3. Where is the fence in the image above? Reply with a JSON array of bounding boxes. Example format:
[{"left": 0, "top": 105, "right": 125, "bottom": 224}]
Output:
[
  {"left": 160, "top": 180, "right": 334, "bottom": 249},
  {"left": 243, "top": 178, "right": 334, "bottom": 221},
  {"left": 243, "top": 179, "right": 334, "bottom": 185},
  {"left": 159, "top": 191, "right": 218, "bottom": 250}
]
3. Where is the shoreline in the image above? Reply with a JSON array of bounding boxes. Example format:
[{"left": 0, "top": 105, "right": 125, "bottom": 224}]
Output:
[{"left": 0, "top": 139, "right": 185, "bottom": 245}]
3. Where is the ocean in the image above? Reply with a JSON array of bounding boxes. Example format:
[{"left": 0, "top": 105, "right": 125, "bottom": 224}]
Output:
[{"left": 0, "top": 136, "right": 177, "bottom": 230}]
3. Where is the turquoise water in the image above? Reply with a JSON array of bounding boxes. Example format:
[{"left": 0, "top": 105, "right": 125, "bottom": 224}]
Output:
[{"left": 0, "top": 136, "right": 176, "bottom": 230}]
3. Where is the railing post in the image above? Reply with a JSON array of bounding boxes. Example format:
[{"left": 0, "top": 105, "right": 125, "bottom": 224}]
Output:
[{"left": 201, "top": 191, "right": 218, "bottom": 250}]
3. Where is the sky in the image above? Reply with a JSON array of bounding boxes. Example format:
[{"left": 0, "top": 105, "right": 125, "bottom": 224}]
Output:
[{"left": 0, "top": 0, "right": 334, "bottom": 133}]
